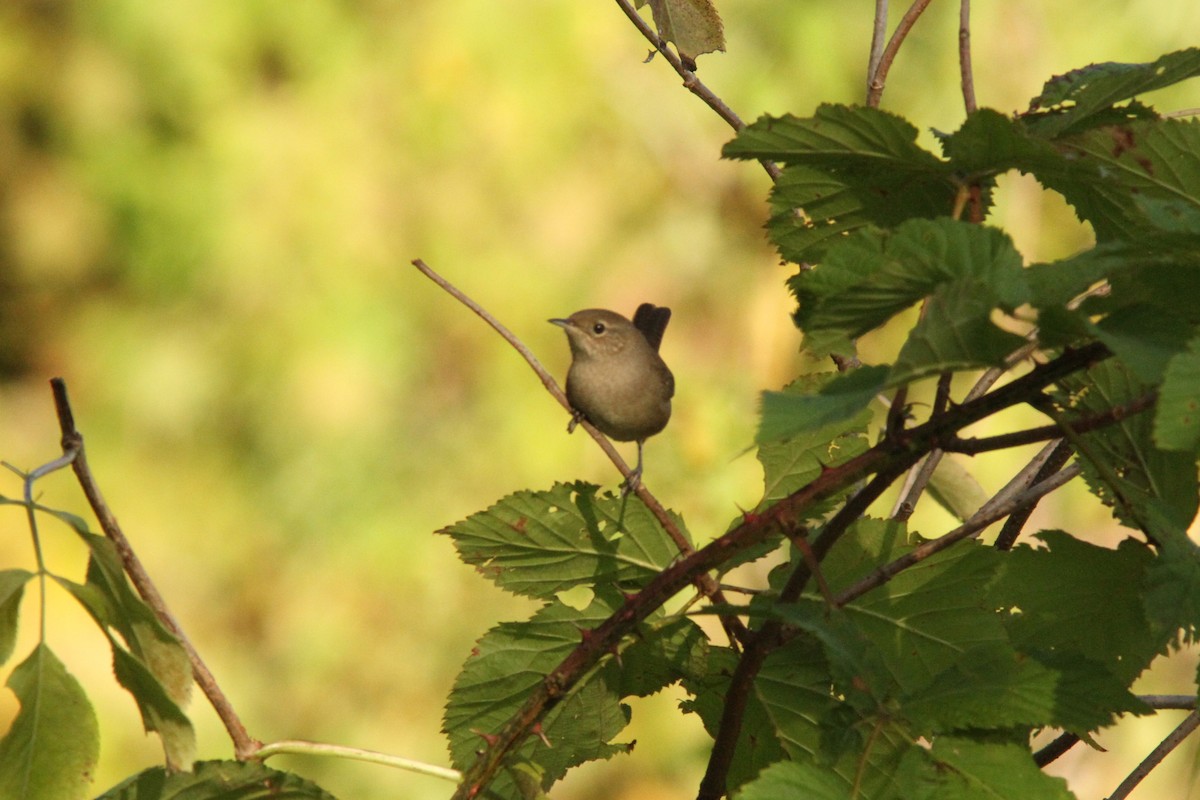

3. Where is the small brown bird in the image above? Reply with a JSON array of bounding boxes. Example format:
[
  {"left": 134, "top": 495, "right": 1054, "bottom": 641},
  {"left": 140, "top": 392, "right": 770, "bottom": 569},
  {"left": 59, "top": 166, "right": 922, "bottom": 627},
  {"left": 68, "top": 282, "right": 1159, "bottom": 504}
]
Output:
[{"left": 549, "top": 304, "right": 674, "bottom": 491}]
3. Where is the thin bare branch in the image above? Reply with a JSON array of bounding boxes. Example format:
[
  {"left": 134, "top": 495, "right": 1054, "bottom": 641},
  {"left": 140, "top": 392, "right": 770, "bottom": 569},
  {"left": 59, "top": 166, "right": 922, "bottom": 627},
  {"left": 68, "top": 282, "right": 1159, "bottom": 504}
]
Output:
[
  {"left": 866, "top": 0, "right": 935, "bottom": 107},
  {"left": 958, "top": 0, "right": 977, "bottom": 113},
  {"left": 836, "top": 464, "right": 1081, "bottom": 607},
  {"left": 1108, "top": 709, "right": 1200, "bottom": 800},
  {"left": 867, "top": 0, "right": 890, "bottom": 98},
  {"left": 48, "top": 378, "right": 259, "bottom": 759},
  {"left": 612, "top": 0, "right": 781, "bottom": 181},
  {"left": 993, "top": 439, "right": 1073, "bottom": 550}
]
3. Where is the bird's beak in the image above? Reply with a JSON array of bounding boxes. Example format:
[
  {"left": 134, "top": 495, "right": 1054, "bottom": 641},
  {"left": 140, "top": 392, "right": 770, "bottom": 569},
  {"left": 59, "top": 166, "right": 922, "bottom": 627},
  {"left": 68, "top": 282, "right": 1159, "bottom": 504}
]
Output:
[{"left": 548, "top": 318, "right": 572, "bottom": 328}]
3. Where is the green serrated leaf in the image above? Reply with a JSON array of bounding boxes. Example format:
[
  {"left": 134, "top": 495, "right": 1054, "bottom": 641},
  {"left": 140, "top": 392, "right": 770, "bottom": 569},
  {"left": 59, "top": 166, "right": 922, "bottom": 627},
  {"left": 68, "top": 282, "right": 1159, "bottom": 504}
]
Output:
[
  {"left": 617, "top": 616, "right": 708, "bottom": 698},
  {"left": 95, "top": 759, "right": 339, "bottom": 799},
  {"left": 724, "top": 105, "right": 947, "bottom": 176},
  {"left": 1049, "top": 119, "right": 1200, "bottom": 242},
  {"left": 637, "top": 0, "right": 725, "bottom": 66},
  {"left": 0, "top": 644, "right": 99, "bottom": 800},
  {"left": 1144, "top": 534, "right": 1200, "bottom": 645},
  {"left": 0, "top": 570, "right": 33, "bottom": 667},
  {"left": 440, "top": 482, "right": 685, "bottom": 600},
  {"left": 888, "top": 279, "right": 1029, "bottom": 386},
  {"left": 757, "top": 366, "right": 887, "bottom": 444},
  {"left": 902, "top": 646, "right": 1147, "bottom": 735},
  {"left": 75, "top": 533, "right": 192, "bottom": 708},
  {"left": 996, "top": 533, "right": 1160, "bottom": 682},
  {"left": 826, "top": 526, "right": 1010, "bottom": 695},
  {"left": 788, "top": 219, "right": 1027, "bottom": 359},
  {"left": 1155, "top": 332, "right": 1200, "bottom": 452},
  {"left": 726, "top": 106, "right": 962, "bottom": 264},
  {"left": 756, "top": 637, "right": 914, "bottom": 798},
  {"left": 757, "top": 373, "right": 872, "bottom": 504},
  {"left": 897, "top": 736, "right": 1073, "bottom": 800},
  {"left": 731, "top": 759, "right": 851, "bottom": 800},
  {"left": 1024, "top": 48, "right": 1200, "bottom": 137},
  {"left": 444, "top": 597, "right": 642, "bottom": 796},
  {"left": 1056, "top": 361, "right": 1199, "bottom": 533}
]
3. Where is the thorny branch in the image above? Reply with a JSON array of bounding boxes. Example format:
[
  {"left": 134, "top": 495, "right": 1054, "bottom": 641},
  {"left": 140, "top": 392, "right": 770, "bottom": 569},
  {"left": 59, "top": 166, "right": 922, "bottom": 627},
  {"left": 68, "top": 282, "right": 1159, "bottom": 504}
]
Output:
[{"left": 450, "top": 342, "right": 1111, "bottom": 799}]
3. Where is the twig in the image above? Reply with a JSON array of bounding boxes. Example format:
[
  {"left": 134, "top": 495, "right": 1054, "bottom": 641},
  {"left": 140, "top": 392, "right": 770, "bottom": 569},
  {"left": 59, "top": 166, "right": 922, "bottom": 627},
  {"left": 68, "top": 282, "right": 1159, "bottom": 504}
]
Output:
[
  {"left": 411, "top": 259, "right": 747, "bottom": 645},
  {"left": 867, "top": 0, "right": 890, "bottom": 98},
  {"left": 958, "top": 0, "right": 976, "bottom": 113},
  {"left": 48, "top": 378, "right": 259, "bottom": 759},
  {"left": 942, "top": 390, "right": 1157, "bottom": 454},
  {"left": 1107, "top": 709, "right": 1200, "bottom": 800},
  {"left": 1142, "top": 695, "right": 1200, "bottom": 710},
  {"left": 866, "top": 0, "right": 935, "bottom": 107},
  {"left": 1033, "top": 732, "right": 1080, "bottom": 767},
  {"left": 993, "top": 439, "right": 1073, "bottom": 550},
  {"left": 612, "top": 0, "right": 781, "bottom": 182},
  {"left": 835, "top": 464, "right": 1081, "bottom": 607}
]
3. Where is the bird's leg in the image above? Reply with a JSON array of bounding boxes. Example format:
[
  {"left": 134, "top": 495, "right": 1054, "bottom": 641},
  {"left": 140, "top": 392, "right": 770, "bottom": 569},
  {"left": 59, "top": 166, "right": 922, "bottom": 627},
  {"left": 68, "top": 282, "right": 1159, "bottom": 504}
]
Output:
[
  {"left": 566, "top": 408, "right": 587, "bottom": 434},
  {"left": 620, "top": 439, "right": 645, "bottom": 496}
]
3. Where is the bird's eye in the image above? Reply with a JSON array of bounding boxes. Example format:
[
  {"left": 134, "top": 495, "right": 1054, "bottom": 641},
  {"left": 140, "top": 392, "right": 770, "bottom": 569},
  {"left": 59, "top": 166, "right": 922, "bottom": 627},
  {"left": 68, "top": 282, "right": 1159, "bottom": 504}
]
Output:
[{"left": 592, "top": 322, "right": 606, "bottom": 335}]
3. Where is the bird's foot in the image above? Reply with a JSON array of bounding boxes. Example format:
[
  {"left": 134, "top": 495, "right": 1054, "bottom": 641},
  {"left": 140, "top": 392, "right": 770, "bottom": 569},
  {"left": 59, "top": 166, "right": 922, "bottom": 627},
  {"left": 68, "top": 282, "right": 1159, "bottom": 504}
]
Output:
[{"left": 619, "top": 466, "right": 643, "bottom": 497}]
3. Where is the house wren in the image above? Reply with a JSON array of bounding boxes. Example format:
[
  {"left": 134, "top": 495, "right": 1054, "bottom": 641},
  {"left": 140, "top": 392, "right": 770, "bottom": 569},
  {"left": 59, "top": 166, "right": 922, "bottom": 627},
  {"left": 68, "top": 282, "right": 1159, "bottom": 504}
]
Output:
[{"left": 549, "top": 303, "right": 674, "bottom": 491}]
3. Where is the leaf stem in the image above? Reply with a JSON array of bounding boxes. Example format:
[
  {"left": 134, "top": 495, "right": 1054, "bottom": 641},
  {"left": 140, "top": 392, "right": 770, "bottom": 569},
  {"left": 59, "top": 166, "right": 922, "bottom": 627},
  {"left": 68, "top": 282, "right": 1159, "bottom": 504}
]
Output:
[{"left": 255, "top": 739, "right": 461, "bottom": 782}]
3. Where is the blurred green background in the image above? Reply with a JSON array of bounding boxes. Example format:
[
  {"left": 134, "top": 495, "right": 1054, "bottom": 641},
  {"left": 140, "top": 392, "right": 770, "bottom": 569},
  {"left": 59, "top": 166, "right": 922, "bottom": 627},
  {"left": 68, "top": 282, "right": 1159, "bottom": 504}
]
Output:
[{"left": 1, "top": 1, "right": 1197, "bottom": 797}]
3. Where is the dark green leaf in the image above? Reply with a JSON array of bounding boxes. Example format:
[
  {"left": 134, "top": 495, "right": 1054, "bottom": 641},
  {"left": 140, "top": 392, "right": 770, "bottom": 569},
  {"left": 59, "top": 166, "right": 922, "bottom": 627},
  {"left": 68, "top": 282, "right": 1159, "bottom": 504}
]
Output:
[
  {"left": 788, "top": 219, "right": 1027, "bottom": 358},
  {"left": 995, "top": 531, "right": 1161, "bottom": 683},
  {"left": 1144, "top": 534, "right": 1200, "bottom": 645},
  {"left": 756, "top": 373, "right": 872, "bottom": 508},
  {"left": 888, "top": 279, "right": 1029, "bottom": 386},
  {"left": 1047, "top": 120, "right": 1200, "bottom": 242},
  {"left": 444, "top": 596, "right": 655, "bottom": 795},
  {"left": 757, "top": 366, "right": 886, "bottom": 444},
  {"left": 1056, "top": 361, "right": 1199, "bottom": 532},
  {"left": 903, "top": 647, "right": 1147, "bottom": 734},
  {"left": 756, "top": 637, "right": 914, "bottom": 793},
  {"left": 896, "top": 737, "right": 1073, "bottom": 799},
  {"left": 1024, "top": 49, "right": 1200, "bottom": 137},
  {"left": 95, "top": 759, "right": 338, "bottom": 799},
  {"left": 826, "top": 530, "right": 1010, "bottom": 695},
  {"left": 1155, "top": 331, "right": 1200, "bottom": 452},
  {"left": 440, "top": 482, "right": 685, "bottom": 600},
  {"left": 0, "top": 644, "right": 99, "bottom": 800},
  {"left": 731, "top": 760, "right": 851, "bottom": 800}
]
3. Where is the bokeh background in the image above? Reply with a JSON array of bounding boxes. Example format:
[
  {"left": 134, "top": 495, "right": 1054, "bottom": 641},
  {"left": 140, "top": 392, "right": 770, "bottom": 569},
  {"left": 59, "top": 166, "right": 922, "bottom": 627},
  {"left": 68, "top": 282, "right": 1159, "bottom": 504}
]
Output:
[{"left": 1, "top": 1, "right": 1198, "bottom": 797}]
